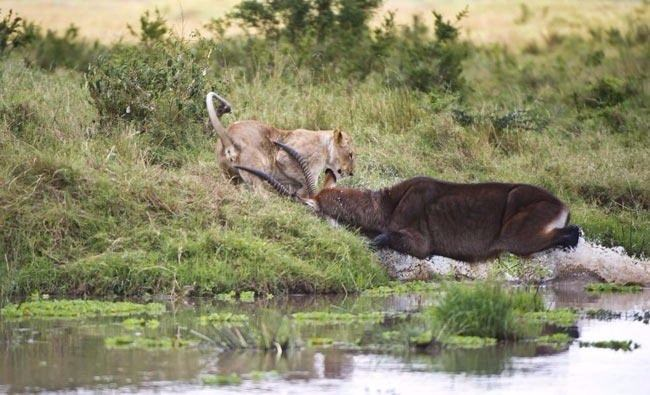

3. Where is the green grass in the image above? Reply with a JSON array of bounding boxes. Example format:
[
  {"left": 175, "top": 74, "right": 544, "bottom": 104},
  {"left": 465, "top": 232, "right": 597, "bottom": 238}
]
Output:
[
  {"left": 428, "top": 282, "right": 579, "bottom": 342},
  {"left": 1, "top": 3, "right": 649, "bottom": 301},
  {"left": 430, "top": 282, "right": 546, "bottom": 340}
]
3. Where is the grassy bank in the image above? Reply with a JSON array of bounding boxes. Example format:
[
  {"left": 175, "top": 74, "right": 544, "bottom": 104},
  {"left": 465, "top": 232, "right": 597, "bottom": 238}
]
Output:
[{"left": 1, "top": 2, "right": 648, "bottom": 301}]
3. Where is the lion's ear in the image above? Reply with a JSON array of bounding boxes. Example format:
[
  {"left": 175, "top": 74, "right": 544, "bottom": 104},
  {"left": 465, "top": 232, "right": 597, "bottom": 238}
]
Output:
[{"left": 333, "top": 128, "right": 343, "bottom": 144}]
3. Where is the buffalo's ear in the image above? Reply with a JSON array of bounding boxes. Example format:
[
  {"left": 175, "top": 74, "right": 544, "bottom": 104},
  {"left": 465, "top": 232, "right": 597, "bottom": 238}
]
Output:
[{"left": 333, "top": 128, "right": 343, "bottom": 144}]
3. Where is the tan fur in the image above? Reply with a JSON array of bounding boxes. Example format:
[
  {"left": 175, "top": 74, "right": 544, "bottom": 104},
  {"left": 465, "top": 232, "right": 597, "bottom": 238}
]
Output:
[{"left": 207, "top": 93, "right": 355, "bottom": 196}]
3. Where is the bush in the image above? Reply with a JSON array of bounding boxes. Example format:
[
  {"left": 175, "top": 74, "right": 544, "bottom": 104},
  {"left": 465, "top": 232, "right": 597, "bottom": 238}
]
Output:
[
  {"left": 127, "top": 8, "right": 168, "bottom": 44},
  {"left": 22, "top": 23, "right": 102, "bottom": 71},
  {"left": 0, "top": 102, "right": 34, "bottom": 136},
  {"left": 229, "top": 0, "right": 380, "bottom": 43},
  {"left": 584, "top": 76, "right": 634, "bottom": 108},
  {"left": 86, "top": 11, "right": 218, "bottom": 163},
  {"left": 383, "top": 10, "right": 469, "bottom": 92},
  {"left": 227, "top": 0, "right": 383, "bottom": 79},
  {"left": 0, "top": 9, "right": 28, "bottom": 56},
  {"left": 227, "top": 1, "right": 468, "bottom": 90},
  {"left": 86, "top": 39, "right": 215, "bottom": 161}
]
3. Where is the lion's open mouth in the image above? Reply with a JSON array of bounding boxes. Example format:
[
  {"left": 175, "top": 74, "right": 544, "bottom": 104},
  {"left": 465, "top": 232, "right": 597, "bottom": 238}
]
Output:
[{"left": 326, "top": 168, "right": 338, "bottom": 182}]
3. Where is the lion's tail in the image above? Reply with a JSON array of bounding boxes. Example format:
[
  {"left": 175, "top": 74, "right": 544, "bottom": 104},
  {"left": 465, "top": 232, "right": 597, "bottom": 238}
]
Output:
[{"left": 206, "top": 92, "right": 235, "bottom": 150}]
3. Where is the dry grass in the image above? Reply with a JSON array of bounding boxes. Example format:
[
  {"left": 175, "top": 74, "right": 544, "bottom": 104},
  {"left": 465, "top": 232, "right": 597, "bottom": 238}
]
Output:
[{"left": 1, "top": 0, "right": 640, "bottom": 46}]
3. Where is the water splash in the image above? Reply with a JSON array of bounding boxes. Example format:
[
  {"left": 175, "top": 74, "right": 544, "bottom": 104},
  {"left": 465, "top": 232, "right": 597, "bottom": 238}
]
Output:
[
  {"left": 533, "top": 237, "right": 650, "bottom": 284},
  {"left": 377, "top": 237, "right": 650, "bottom": 284}
]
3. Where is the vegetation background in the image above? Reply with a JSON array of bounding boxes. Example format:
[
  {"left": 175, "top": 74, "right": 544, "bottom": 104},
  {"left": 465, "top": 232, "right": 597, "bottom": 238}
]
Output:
[{"left": 1, "top": 0, "right": 648, "bottom": 303}]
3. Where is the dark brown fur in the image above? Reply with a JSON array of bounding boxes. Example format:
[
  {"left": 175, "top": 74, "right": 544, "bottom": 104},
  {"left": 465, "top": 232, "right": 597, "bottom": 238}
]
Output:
[
  {"left": 312, "top": 177, "right": 579, "bottom": 261},
  {"left": 237, "top": 146, "right": 580, "bottom": 262}
]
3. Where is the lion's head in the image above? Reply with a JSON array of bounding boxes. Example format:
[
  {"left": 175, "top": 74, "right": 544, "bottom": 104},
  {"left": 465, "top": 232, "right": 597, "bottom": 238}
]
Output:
[{"left": 327, "top": 128, "right": 355, "bottom": 182}]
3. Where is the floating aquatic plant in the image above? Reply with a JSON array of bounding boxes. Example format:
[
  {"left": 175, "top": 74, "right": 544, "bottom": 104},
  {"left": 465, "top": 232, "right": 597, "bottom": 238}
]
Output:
[
  {"left": 522, "top": 309, "right": 577, "bottom": 328},
  {"left": 239, "top": 291, "right": 255, "bottom": 303},
  {"left": 535, "top": 333, "right": 572, "bottom": 349},
  {"left": 199, "top": 312, "right": 249, "bottom": 325},
  {"left": 585, "top": 309, "right": 622, "bottom": 320},
  {"left": 215, "top": 291, "right": 236, "bottom": 302},
  {"left": 578, "top": 340, "right": 640, "bottom": 351},
  {"left": 585, "top": 283, "right": 642, "bottom": 293},
  {"left": 292, "top": 311, "right": 385, "bottom": 324},
  {"left": 121, "top": 318, "right": 160, "bottom": 329},
  {"left": 0, "top": 299, "right": 165, "bottom": 319},
  {"left": 104, "top": 335, "right": 194, "bottom": 349},
  {"left": 201, "top": 373, "right": 242, "bottom": 385},
  {"left": 307, "top": 337, "right": 334, "bottom": 347},
  {"left": 363, "top": 281, "right": 440, "bottom": 296},
  {"left": 441, "top": 335, "right": 497, "bottom": 349}
]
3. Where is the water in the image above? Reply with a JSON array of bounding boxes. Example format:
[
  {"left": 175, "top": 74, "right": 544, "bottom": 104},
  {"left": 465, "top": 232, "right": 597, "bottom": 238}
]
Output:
[
  {"left": 381, "top": 238, "right": 650, "bottom": 284},
  {"left": 1, "top": 286, "right": 649, "bottom": 395}
]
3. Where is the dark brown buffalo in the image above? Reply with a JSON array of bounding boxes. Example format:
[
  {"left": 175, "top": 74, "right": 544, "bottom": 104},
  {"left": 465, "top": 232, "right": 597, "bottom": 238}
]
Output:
[{"left": 237, "top": 142, "right": 580, "bottom": 262}]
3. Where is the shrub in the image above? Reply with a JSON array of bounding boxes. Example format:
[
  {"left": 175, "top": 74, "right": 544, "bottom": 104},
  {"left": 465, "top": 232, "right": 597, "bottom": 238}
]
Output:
[
  {"left": 227, "top": 1, "right": 468, "bottom": 90},
  {"left": 227, "top": 0, "right": 383, "bottom": 79},
  {"left": 86, "top": 39, "right": 215, "bottom": 160},
  {"left": 384, "top": 10, "right": 469, "bottom": 92},
  {"left": 229, "top": 0, "right": 381, "bottom": 44},
  {"left": 0, "top": 102, "right": 35, "bottom": 136},
  {"left": 584, "top": 76, "right": 634, "bottom": 108},
  {"left": 0, "top": 9, "right": 28, "bottom": 56},
  {"left": 127, "top": 8, "right": 168, "bottom": 44},
  {"left": 21, "top": 23, "right": 102, "bottom": 71}
]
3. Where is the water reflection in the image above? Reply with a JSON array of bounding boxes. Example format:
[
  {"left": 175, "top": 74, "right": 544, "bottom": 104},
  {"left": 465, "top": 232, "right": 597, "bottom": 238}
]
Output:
[{"left": 0, "top": 284, "right": 649, "bottom": 394}]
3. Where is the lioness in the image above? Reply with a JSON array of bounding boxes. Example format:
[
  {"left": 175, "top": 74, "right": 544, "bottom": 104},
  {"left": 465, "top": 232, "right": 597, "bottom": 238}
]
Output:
[{"left": 206, "top": 92, "right": 355, "bottom": 196}]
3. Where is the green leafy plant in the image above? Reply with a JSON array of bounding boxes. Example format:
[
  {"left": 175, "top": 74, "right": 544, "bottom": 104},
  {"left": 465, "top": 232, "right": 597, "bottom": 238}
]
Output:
[
  {"left": 22, "top": 23, "right": 102, "bottom": 71},
  {"left": 385, "top": 10, "right": 469, "bottom": 92},
  {"left": 583, "top": 76, "right": 634, "bottom": 108},
  {"left": 128, "top": 8, "right": 168, "bottom": 44},
  {"left": 0, "top": 9, "right": 27, "bottom": 56},
  {"left": 86, "top": 34, "right": 214, "bottom": 163}
]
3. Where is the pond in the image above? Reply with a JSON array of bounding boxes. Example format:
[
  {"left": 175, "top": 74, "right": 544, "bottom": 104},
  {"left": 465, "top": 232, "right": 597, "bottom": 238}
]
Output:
[{"left": 1, "top": 283, "right": 649, "bottom": 394}]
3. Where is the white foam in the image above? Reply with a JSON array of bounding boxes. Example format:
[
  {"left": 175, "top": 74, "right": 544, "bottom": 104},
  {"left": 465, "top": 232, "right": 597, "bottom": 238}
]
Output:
[
  {"left": 376, "top": 237, "right": 650, "bottom": 284},
  {"left": 531, "top": 237, "right": 650, "bottom": 284}
]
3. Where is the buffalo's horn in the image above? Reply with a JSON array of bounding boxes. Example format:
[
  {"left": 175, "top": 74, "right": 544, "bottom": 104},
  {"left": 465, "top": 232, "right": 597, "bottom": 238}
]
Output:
[
  {"left": 235, "top": 166, "right": 294, "bottom": 197},
  {"left": 273, "top": 141, "right": 317, "bottom": 197}
]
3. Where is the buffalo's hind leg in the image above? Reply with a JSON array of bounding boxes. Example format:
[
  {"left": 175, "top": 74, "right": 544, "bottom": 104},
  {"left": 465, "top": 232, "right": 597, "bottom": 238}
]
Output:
[
  {"left": 497, "top": 199, "right": 579, "bottom": 256},
  {"left": 369, "top": 233, "right": 391, "bottom": 250},
  {"left": 555, "top": 224, "right": 581, "bottom": 251}
]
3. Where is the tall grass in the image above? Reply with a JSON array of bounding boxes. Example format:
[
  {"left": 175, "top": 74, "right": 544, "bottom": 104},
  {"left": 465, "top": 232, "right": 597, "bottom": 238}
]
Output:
[
  {"left": 430, "top": 282, "right": 544, "bottom": 340},
  {"left": 0, "top": 3, "right": 648, "bottom": 301}
]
